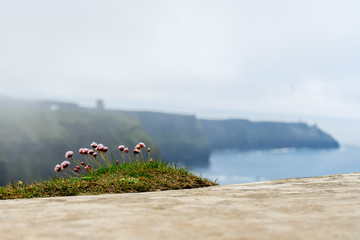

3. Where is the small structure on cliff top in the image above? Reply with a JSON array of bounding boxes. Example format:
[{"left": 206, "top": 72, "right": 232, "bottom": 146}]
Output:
[{"left": 96, "top": 99, "right": 104, "bottom": 111}]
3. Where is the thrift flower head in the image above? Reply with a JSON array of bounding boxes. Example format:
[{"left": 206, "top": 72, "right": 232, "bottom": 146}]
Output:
[
  {"left": 85, "top": 165, "right": 91, "bottom": 171},
  {"left": 74, "top": 168, "right": 79, "bottom": 173},
  {"left": 91, "top": 142, "right": 98, "bottom": 148},
  {"left": 81, "top": 162, "right": 85, "bottom": 165},
  {"left": 93, "top": 152, "right": 98, "bottom": 158},
  {"left": 61, "top": 161, "right": 70, "bottom": 169},
  {"left": 136, "top": 144, "right": 141, "bottom": 150},
  {"left": 147, "top": 148, "right": 151, "bottom": 153},
  {"left": 88, "top": 149, "right": 94, "bottom": 155},
  {"left": 133, "top": 149, "right": 140, "bottom": 155},
  {"left": 118, "top": 145, "right": 125, "bottom": 151},
  {"left": 96, "top": 144, "right": 104, "bottom": 151},
  {"left": 65, "top": 151, "right": 74, "bottom": 158},
  {"left": 103, "top": 147, "right": 108, "bottom": 152},
  {"left": 139, "top": 142, "right": 145, "bottom": 148},
  {"left": 54, "top": 164, "right": 61, "bottom": 172},
  {"left": 124, "top": 148, "right": 129, "bottom": 153},
  {"left": 79, "top": 148, "right": 84, "bottom": 154},
  {"left": 83, "top": 148, "right": 89, "bottom": 154}
]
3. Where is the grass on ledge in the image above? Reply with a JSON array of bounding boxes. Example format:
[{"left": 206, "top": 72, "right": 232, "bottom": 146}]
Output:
[{"left": 0, "top": 160, "right": 217, "bottom": 200}]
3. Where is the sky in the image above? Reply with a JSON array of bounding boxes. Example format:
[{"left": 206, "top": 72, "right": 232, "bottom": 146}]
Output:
[{"left": 0, "top": 0, "right": 360, "bottom": 144}]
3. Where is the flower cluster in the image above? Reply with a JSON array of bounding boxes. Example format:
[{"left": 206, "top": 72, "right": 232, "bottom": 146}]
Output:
[{"left": 54, "top": 141, "right": 152, "bottom": 177}]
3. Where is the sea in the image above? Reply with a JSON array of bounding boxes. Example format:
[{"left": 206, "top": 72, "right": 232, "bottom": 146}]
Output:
[{"left": 192, "top": 145, "right": 360, "bottom": 185}]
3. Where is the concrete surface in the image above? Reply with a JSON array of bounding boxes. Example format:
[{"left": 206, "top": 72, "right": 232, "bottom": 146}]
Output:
[{"left": 1, "top": 173, "right": 360, "bottom": 240}]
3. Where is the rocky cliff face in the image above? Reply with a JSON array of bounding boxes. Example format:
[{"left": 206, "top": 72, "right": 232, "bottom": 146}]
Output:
[
  {"left": 130, "top": 111, "right": 339, "bottom": 167},
  {"left": 0, "top": 98, "right": 339, "bottom": 185},
  {"left": 200, "top": 119, "right": 339, "bottom": 150}
]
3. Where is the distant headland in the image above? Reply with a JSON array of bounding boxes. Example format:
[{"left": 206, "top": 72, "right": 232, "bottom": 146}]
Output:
[{"left": 0, "top": 97, "right": 339, "bottom": 185}]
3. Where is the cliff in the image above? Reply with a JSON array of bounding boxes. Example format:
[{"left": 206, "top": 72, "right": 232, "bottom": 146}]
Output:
[
  {"left": 0, "top": 98, "right": 339, "bottom": 185},
  {"left": 129, "top": 112, "right": 339, "bottom": 167},
  {"left": 200, "top": 119, "right": 339, "bottom": 150}
]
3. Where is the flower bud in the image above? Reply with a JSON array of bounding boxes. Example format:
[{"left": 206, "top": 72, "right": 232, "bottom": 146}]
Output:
[
  {"left": 61, "top": 161, "right": 70, "bottom": 169},
  {"left": 54, "top": 164, "right": 62, "bottom": 172},
  {"left": 90, "top": 142, "right": 98, "bottom": 148},
  {"left": 96, "top": 144, "right": 104, "bottom": 151},
  {"left": 133, "top": 149, "right": 140, "bottom": 155},
  {"left": 65, "top": 151, "right": 74, "bottom": 158},
  {"left": 83, "top": 148, "right": 89, "bottom": 154}
]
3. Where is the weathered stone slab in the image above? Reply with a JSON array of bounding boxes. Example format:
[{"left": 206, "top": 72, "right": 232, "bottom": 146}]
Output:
[{"left": 1, "top": 173, "right": 360, "bottom": 239}]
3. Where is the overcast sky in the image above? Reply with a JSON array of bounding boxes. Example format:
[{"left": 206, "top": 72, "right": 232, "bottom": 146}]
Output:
[{"left": 1, "top": 0, "right": 360, "bottom": 123}]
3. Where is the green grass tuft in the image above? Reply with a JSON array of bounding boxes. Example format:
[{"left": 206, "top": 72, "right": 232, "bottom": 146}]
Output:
[{"left": 0, "top": 160, "right": 217, "bottom": 200}]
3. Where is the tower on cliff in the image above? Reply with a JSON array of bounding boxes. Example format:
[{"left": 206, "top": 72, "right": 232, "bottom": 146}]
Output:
[{"left": 96, "top": 99, "right": 104, "bottom": 111}]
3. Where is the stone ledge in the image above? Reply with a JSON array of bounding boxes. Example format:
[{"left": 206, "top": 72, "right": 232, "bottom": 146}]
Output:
[{"left": 1, "top": 173, "right": 360, "bottom": 240}]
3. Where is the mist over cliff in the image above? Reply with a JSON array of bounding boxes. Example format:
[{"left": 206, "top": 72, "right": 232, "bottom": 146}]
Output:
[{"left": 0, "top": 97, "right": 339, "bottom": 185}]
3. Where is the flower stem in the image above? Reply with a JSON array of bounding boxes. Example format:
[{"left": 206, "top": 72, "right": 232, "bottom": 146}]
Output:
[
  {"left": 121, "top": 152, "right": 125, "bottom": 163},
  {"left": 61, "top": 170, "right": 73, "bottom": 178},
  {"left": 100, "top": 152, "right": 111, "bottom": 167}
]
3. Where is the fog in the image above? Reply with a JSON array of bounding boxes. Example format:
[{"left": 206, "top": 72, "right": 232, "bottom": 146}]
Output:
[{"left": 1, "top": 0, "right": 360, "bottom": 144}]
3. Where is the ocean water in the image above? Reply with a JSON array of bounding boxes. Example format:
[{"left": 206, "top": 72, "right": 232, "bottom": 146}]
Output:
[{"left": 193, "top": 145, "right": 360, "bottom": 185}]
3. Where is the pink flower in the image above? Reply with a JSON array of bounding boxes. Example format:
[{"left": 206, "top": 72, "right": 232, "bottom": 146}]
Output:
[
  {"left": 96, "top": 144, "right": 104, "bottom": 151},
  {"left": 135, "top": 144, "right": 141, "bottom": 150},
  {"left": 88, "top": 149, "right": 94, "bottom": 155},
  {"left": 54, "top": 164, "right": 61, "bottom": 172},
  {"left": 147, "top": 148, "right": 151, "bottom": 153},
  {"left": 116, "top": 160, "right": 119, "bottom": 164},
  {"left": 85, "top": 165, "right": 91, "bottom": 171},
  {"left": 83, "top": 148, "right": 89, "bottom": 154},
  {"left": 133, "top": 149, "right": 140, "bottom": 155},
  {"left": 79, "top": 148, "right": 84, "bottom": 154},
  {"left": 74, "top": 168, "right": 79, "bottom": 173},
  {"left": 65, "top": 151, "right": 74, "bottom": 158},
  {"left": 139, "top": 142, "right": 145, "bottom": 148},
  {"left": 93, "top": 152, "right": 98, "bottom": 158},
  {"left": 61, "top": 161, "right": 70, "bottom": 169},
  {"left": 81, "top": 162, "right": 86, "bottom": 165},
  {"left": 91, "top": 142, "right": 98, "bottom": 148},
  {"left": 76, "top": 166, "right": 80, "bottom": 170},
  {"left": 103, "top": 146, "right": 108, "bottom": 152},
  {"left": 118, "top": 145, "right": 125, "bottom": 151},
  {"left": 124, "top": 148, "right": 129, "bottom": 153}
]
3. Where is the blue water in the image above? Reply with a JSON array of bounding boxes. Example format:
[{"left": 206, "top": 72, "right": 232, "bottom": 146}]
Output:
[{"left": 193, "top": 145, "right": 360, "bottom": 185}]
